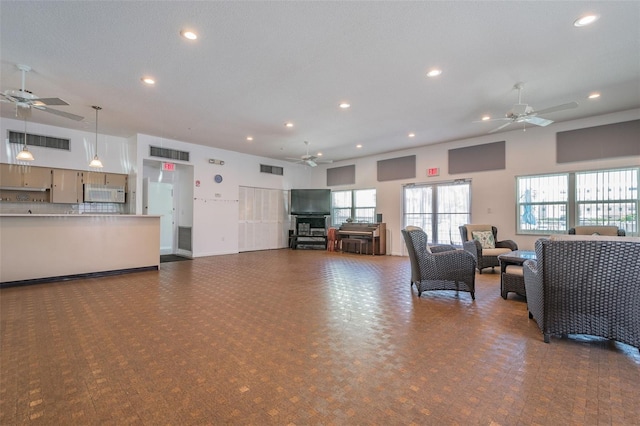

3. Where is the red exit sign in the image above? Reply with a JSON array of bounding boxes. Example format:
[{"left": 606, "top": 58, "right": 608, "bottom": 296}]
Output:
[
  {"left": 162, "top": 162, "right": 175, "bottom": 171},
  {"left": 427, "top": 167, "right": 439, "bottom": 177}
]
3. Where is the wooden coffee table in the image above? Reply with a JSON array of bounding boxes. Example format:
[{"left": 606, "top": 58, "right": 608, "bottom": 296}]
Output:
[{"left": 498, "top": 250, "right": 536, "bottom": 299}]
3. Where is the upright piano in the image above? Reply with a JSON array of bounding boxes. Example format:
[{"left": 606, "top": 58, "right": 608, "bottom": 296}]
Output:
[{"left": 337, "top": 222, "right": 386, "bottom": 255}]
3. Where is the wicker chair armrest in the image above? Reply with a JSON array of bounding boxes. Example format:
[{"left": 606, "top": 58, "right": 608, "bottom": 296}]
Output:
[
  {"left": 430, "top": 244, "right": 456, "bottom": 253},
  {"left": 432, "top": 249, "right": 476, "bottom": 270},
  {"left": 462, "top": 240, "right": 481, "bottom": 258},
  {"left": 496, "top": 239, "right": 518, "bottom": 250},
  {"left": 523, "top": 259, "right": 544, "bottom": 331}
]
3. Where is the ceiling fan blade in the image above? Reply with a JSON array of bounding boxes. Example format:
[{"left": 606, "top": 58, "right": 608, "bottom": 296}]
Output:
[
  {"left": 472, "top": 117, "right": 510, "bottom": 123},
  {"left": 31, "top": 97, "right": 69, "bottom": 106},
  {"left": 532, "top": 101, "right": 578, "bottom": 116},
  {"left": 525, "top": 116, "right": 554, "bottom": 127},
  {"left": 0, "top": 92, "right": 17, "bottom": 103},
  {"left": 33, "top": 105, "right": 84, "bottom": 121},
  {"left": 489, "top": 121, "right": 513, "bottom": 133}
]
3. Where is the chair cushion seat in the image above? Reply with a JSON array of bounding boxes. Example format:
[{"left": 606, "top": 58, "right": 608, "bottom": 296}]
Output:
[
  {"left": 482, "top": 247, "right": 512, "bottom": 256},
  {"left": 505, "top": 265, "right": 523, "bottom": 276}
]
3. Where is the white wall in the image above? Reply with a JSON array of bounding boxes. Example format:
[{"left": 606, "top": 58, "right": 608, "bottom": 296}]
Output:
[
  {"left": 134, "top": 133, "right": 312, "bottom": 257},
  {"left": 1, "top": 117, "right": 133, "bottom": 173},
  {"left": 308, "top": 109, "right": 640, "bottom": 254},
  {"left": 4, "top": 109, "right": 638, "bottom": 257}
]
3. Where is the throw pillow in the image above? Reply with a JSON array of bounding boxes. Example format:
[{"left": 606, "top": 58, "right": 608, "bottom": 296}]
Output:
[{"left": 472, "top": 230, "right": 495, "bottom": 249}]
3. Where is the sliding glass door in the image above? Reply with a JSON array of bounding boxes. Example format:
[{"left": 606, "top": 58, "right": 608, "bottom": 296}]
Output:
[{"left": 403, "top": 180, "right": 470, "bottom": 245}]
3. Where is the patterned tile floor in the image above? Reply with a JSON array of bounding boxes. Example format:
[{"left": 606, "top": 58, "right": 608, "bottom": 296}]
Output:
[{"left": 1, "top": 250, "right": 639, "bottom": 425}]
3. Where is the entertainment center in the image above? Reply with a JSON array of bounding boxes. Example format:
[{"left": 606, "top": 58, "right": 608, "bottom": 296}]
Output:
[{"left": 289, "top": 189, "right": 330, "bottom": 250}]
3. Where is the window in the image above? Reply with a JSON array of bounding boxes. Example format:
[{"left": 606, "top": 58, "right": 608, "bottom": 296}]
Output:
[
  {"left": 331, "top": 189, "right": 376, "bottom": 226},
  {"left": 517, "top": 174, "right": 568, "bottom": 234},
  {"left": 403, "top": 180, "right": 470, "bottom": 245},
  {"left": 517, "top": 167, "right": 638, "bottom": 235},
  {"left": 576, "top": 168, "right": 638, "bottom": 232}
]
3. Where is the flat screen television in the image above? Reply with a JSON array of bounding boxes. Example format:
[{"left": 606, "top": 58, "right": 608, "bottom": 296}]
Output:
[{"left": 290, "top": 189, "right": 331, "bottom": 215}]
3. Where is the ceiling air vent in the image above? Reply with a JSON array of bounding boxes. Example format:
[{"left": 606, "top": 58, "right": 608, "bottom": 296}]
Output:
[
  {"left": 8, "top": 130, "right": 70, "bottom": 151},
  {"left": 149, "top": 145, "right": 190, "bottom": 162},
  {"left": 260, "top": 164, "right": 284, "bottom": 176}
]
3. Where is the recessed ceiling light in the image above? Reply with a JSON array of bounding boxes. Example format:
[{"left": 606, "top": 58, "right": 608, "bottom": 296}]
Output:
[
  {"left": 482, "top": 115, "right": 491, "bottom": 121},
  {"left": 181, "top": 30, "right": 198, "bottom": 40},
  {"left": 588, "top": 92, "right": 601, "bottom": 99},
  {"left": 426, "top": 69, "right": 442, "bottom": 78},
  {"left": 246, "top": 136, "right": 254, "bottom": 141},
  {"left": 339, "top": 102, "right": 351, "bottom": 109},
  {"left": 408, "top": 133, "right": 415, "bottom": 138},
  {"left": 285, "top": 122, "right": 294, "bottom": 128},
  {"left": 317, "top": 152, "right": 323, "bottom": 157},
  {"left": 356, "top": 144, "right": 362, "bottom": 148},
  {"left": 574, "top": 14, "right": 599, "bottom": 27},
  {"left": 141, "top": 77, "right": 155, "bottom": 85}
]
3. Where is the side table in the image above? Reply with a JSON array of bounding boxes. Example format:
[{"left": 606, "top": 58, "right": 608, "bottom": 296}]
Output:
[{"left": 497, "top": 250, "right": 536, "bottom": 299}]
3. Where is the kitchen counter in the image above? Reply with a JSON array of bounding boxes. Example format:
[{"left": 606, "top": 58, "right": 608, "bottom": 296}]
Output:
[{"left": 0, "top": 214, "right": 161, "bottom": 284}]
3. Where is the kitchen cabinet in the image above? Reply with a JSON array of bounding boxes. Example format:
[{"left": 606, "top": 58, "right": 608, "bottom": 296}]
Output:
[
  {"left": 0, "top": 164, "right": 23, "bottom": 187},
  {"left": 83, "top": 171, "right": 127, "bottom": 188},
  {"left": 105, "top": 173, "right": 127, "bottom": 187},
  {"left": 0, "top": 164, "right": 51, "bottom": 189},
  {"left": 51, "top": 169, "right": 82, "bottom": 203},
  {"left": 23, "top": 167, "right": 52, "bottom": 189}
]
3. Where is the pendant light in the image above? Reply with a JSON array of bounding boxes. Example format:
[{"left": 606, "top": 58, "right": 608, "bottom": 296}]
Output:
[
  {"left": 16, "top": 117, "right": 34, "bottom": 161},
  {"left": 89, "top": 105, "right": 104, "bottom": 168}
]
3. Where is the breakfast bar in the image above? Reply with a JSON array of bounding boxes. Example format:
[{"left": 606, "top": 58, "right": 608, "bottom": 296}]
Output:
[{"left": 0, "top": 214, "right": 161, "bottom": 285}]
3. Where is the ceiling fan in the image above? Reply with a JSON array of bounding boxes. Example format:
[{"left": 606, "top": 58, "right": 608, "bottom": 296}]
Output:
[
  {"left": 476, "top": 82, "right": 578, "bottom": 133},
  {"left": 1, "top": 64, "right": 84, "bottom": 121},
  {"left": 286, "top": 141, "right": 332, "bottom": 167}
]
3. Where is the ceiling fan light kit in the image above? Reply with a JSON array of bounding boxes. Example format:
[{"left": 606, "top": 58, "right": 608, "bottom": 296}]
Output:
[
  {"left": 476, "top": 82, "right": 579, "bottom": 134},
  {"left": 285, "top": 141, "right": 333, "bottom": 167},
  {"left": 1, "top": 64, "right": 84, "bottom": 122}
]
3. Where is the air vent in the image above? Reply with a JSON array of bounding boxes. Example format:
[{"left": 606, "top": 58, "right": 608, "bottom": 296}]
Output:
[
  {"left": 8, "top": 130, "right": 70, "bottom": 151},
  {"left": 260, "top": 164, "right": 284, "bottom": 176},
  {"left": 149, "top": 145, "right": 190, "bottom": 162},
  {"left": 178, "top": 227, "right": 192, "bottom": 251}
]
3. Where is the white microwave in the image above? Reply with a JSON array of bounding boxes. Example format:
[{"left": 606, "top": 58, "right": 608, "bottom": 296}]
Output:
[{"left": 83, "top": 184, "right": 126, "bottom": 203}]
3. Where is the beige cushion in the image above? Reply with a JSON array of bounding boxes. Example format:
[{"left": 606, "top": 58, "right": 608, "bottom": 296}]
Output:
[
  {"left": 505, "top": 265, "right": 523, "bottom": 276},
  {"left": 464, "top": 224, "right": 492, "bottom": 241},
  {"left": 405, "top": 226, "right": 422, "bottom": 231},
  {"left": 482, "top": 247, "right": 512, "bottom": 256},
  {"left": 572, "top": 226, "right": 620, "bottom": 236}
]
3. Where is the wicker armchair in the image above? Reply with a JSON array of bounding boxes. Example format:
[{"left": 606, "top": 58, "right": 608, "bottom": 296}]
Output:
[
  {"left": 523, "top": 236, "right": 640, "bottom": 349},
  {"left": 401, "top": 227, "right": 458, "bottom": 288},
  {"left": 402, "top": 228, "right": 476, "bottom": 300},
  {"left": 459, "top": 225, "right": 518, "bottom": 273}
]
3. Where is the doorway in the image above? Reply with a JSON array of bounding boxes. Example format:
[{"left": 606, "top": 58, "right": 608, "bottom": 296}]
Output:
[
  {"left": 142, "top": 160, "right": 194, "bottom": 257},
  {"left": 145, "top": 180, "right": 174, "bottom": 254}
]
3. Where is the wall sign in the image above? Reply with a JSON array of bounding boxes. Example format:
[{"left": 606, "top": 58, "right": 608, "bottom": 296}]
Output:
[
  {"left": 162, "top": 162, "right": 175, "bottom": 171},
  {"left": 427, "top": 167, "right": 440, "bottom": 177}
]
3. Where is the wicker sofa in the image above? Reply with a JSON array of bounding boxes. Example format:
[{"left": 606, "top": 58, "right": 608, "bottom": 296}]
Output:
[{"left": 523, "top": 235, "right": 640, "bottom": 350}]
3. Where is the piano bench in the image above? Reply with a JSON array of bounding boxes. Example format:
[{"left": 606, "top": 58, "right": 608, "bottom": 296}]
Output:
[{"left": 341, "top": 238, "right": 369, "bottom": 255}]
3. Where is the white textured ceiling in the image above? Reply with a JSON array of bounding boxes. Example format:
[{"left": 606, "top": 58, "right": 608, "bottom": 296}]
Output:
[{"left": 1, "top": 1, "right": 639, "bottom": 163}]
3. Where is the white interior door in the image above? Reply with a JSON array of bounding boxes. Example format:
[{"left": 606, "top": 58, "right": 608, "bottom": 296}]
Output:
[{"left": 147, "top": 181, "right": 174, "bottom": 254}]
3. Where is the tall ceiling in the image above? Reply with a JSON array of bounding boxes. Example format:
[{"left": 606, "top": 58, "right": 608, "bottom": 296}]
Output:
[{"left": 1, "top": 1, "right": 639, "bottom": 163}]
